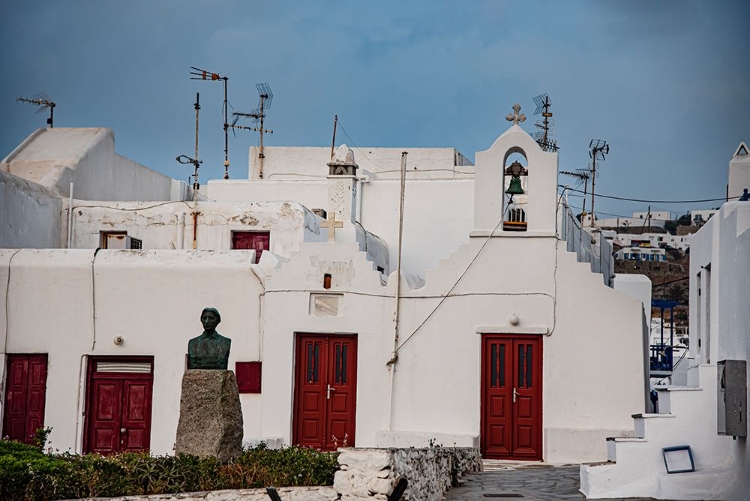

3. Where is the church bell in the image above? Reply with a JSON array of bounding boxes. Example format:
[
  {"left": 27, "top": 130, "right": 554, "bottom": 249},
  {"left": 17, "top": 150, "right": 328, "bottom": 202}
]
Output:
[{"left": 505, "top": 160, "right": 526, "bottom": 195}]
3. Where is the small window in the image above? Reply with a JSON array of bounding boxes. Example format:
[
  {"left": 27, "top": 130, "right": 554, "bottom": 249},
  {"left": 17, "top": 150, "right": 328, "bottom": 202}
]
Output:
[
  {"left": 100, "top": 231, "right": 142, "bottom": 249},
  {"left": 232, "top": 231, "right": 270, "bottom": 264}
]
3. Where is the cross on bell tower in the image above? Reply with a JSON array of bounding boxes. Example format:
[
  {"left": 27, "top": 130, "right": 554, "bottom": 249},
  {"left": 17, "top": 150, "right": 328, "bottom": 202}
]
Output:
[{"left": 506, "top": 103, "right": 526, "bottom": 126}]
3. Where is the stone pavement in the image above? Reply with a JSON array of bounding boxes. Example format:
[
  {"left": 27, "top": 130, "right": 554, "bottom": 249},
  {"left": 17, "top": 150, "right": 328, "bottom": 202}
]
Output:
[{"left": 442, "top": 461, "right": 665, "bottom": 501}]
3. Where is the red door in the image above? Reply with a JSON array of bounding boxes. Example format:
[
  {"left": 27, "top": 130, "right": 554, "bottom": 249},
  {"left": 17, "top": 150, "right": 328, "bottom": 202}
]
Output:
[
  {"left": 2, "top": 354, "right": 48, "bottom": 444},
  {"left": 293, "top": 334, "right": 357, "bottom": 450},
  {"left": 84, "top": 357, "right": 154, "bottom": 454},
  {"left": 232, "top": 231, "right": 270, "bottom": 263},
  {"left": 481, "top": 335, "right": 542, "bottom": 460}
]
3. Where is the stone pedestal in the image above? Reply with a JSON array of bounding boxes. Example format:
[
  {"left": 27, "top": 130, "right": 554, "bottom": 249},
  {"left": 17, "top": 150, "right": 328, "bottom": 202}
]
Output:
[{"left": 175, "top": 369, "right": 243, "bottom": 462}]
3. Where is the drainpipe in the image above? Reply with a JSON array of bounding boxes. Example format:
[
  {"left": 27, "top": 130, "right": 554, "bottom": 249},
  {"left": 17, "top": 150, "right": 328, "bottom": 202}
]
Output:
[
  {"left": 67, "top": 182, "right": 74, "bottom": 248},
  {"left": 386, "top": 152, "right": 407, "bottom": 431}
]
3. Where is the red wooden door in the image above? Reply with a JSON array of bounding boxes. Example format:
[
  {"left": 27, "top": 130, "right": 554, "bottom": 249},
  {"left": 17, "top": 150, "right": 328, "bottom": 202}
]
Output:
[
  {"left": 293, "top": 334, "right": 357, "bottom": 450},
  {"left": 2, "top": 354, "right": 48, "bottom": 444},
  {"left": 232, "top": 231, "right": 270, "bottom": 263},
  {"left": 481, "top": 335, "right": 542, "bottom": 460},
  {"left": 84, "top": 357, "right": 154, "bottom": 454}
]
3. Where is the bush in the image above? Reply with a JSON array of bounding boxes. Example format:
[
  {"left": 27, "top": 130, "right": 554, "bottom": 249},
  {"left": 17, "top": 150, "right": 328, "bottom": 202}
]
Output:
[{"left": 0, "top": 440, "right": 339, "bottom": 501}]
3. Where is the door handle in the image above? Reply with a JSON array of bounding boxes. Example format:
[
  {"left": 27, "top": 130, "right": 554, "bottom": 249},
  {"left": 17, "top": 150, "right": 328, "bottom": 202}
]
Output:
[
  {"left": 513, "top": 388, "right": 519, "bottom": 403},
  {"left": 326, "top": 384, "right": 336, "bottom": 400},
  {"left": 120, "top": 428, "right": 127, "bottom": 434}
]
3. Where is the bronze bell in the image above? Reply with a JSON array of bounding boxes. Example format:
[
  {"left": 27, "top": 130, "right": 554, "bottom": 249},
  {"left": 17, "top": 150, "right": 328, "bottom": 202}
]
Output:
[
  {"left": 505, "top": 177, "right": 525, "bottom": 195},
  {"left": 505, "top": 160, "right": 526, "bottom": 195}
]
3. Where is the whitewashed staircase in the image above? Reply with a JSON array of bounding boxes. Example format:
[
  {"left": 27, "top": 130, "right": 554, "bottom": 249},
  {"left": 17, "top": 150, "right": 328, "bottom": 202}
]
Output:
[{"left": 580, "top": 364, "right": 740, "bottom": 500}]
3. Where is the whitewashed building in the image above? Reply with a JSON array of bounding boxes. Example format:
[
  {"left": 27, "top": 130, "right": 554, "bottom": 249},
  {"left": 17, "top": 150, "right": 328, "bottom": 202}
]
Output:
[
  {"left": 1, "top": 112, "right": 649, "bottom": 464},
  {"left": 581, "top": 144, "right": 750, "bottom": 500}
]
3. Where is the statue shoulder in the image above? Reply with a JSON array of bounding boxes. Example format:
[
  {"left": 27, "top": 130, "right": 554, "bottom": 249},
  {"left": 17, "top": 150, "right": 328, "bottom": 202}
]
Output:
[{"left": 216, "top": 333, "right": 231, "bottom": 345}]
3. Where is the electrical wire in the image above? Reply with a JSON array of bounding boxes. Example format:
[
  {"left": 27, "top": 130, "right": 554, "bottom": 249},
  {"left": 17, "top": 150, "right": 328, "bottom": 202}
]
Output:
[
  {"left": 72, "top": 201, "right": 195, "bottom": 212},
  {"left": 561, "top": 186, "right": 738, "bottom": 204}
]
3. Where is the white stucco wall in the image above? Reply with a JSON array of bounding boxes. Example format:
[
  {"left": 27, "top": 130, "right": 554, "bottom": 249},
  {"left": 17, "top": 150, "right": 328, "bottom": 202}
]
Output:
[
  {"left": 583, "top": 202, "right": 750, "bottom": 500},
  {"left": 260, "top": 235, "right": 645, "bottom": 463},
  {"left": 0, "top": 249, "right": 265, "bottom": 455},
  {"left": 613, "top": 274, "right": 652, "bottom": 323},
  {"left": 67, "top": 200, "right": 325, "bottom": 257},
  {"left": 207, "top": 178, "right": 474, "bottom": 277},
  {"left": 1, "top": 128, "right": 186, "bottom": 201},
  {"left": 0, "top": 171, "right": 62, "bottom": 248},
  {"left": 249, "top": 146, "right": 473, "bottom": 181}
]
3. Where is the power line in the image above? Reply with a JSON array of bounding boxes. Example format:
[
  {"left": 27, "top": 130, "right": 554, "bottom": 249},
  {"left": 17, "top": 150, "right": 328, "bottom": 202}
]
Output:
[{"left": 561, "top": 186, "right": 736, "bottom": 204}]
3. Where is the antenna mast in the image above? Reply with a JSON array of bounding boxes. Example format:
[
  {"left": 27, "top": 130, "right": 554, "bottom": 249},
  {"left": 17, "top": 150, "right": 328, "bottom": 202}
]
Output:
[
  {"left": 532, "top": 93, "right": 559, "bottom": 152},
  {"left": 230, "top": 83, "right": 274, "bottom": 179},
  {"left": 16, "top": 92, "right": 56, "bottom": 127},
  {"left": 176, "top": 93, "right": 203, "bottom": 202},
  {"left": 190, "top": 66, "right": 231, "bottom": 179},
  {"left": 588, "top": 139, "right": 610, "bottom": 227},
  {"left": 560, "top": 170, "right": 591, "bottom": 222}
]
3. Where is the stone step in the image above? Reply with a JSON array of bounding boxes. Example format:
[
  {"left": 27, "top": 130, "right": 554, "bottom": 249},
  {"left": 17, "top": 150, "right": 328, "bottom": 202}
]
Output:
[{"left": 605, "top": 437, "right": 647, "bottom": 461}]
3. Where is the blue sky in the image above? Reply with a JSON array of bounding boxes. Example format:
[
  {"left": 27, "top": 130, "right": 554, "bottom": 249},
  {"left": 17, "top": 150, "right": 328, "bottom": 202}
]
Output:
[{"left": 1, "top": 1, "right": 748, "bottom": 219}]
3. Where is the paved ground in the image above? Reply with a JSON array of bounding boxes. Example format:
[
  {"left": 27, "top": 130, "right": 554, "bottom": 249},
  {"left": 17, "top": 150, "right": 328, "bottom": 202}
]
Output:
[{"left": 442, "top": 461, "right": 664, "bottom": 501}]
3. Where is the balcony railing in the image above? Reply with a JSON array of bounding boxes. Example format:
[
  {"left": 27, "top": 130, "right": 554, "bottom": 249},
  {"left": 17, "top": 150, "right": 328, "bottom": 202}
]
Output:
[{"left": 650, "top": 344, "right": 674, "bottom": 373}]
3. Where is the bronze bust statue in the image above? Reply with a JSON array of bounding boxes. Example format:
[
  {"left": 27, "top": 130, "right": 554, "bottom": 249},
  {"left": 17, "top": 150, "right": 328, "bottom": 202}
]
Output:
[{"left": 187, "top": 308, "right": 231, "bottom": 370}]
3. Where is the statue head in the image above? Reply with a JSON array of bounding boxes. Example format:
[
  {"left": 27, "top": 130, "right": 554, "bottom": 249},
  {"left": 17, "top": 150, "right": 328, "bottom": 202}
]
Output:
[{"left": 201, "top": 307, "right": 221, "bottom": 332}]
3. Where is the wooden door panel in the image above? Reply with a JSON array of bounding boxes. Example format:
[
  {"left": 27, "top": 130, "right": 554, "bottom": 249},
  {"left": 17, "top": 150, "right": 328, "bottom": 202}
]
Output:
[
  {"left": 84, "top": 357, "right": 153, "bottom": 454},
  {"left": 90, "top": 380, "right": 122, "bottom": 453},
  {"left": 294, "top": 335, "right": 357, "bottom": 450},
  {"left": 2, "top": 355, "right": 48, "bottom": 444},
  {"left": 482, "top": 338, "right": 513, "bottom": 457},
  {"left": 121, "top": 380, "right": 152, "bottom": 452},
  {"left": 294, "top": 338, "right": 327, "bottom": 448},
  {"left": 325, "top": 338, "right": 356, "bottom": 449},
  {"left": 482, "top": 336, "right": 542, "bottom": 460}
]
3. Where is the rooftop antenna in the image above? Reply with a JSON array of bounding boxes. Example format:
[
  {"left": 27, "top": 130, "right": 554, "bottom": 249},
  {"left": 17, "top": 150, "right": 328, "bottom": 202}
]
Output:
[
  {"left": 560, "top": 170, "right": 591, "bottom": 224},
  {"left": 190, "top": 66, "right": 231, "bottom": 179},
  {"left": 16, "top": 92, "right": 56, "bottom": 127},
  {"left": 532, "top": 93, "right": 558, "bottom": 152},
  {"left": 588, "top": 139, "right": 610, "bottom": 228},
  {"left": 231, "top": 83, "right": 274, "bottom": 179},
  {"left": 176, "top": 92, "right": 203, "bottom": 202}
]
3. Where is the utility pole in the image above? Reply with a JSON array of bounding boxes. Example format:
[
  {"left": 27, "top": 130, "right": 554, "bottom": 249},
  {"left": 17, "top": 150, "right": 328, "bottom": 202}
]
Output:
[
  {"left": 330, "top": 115, "right": 338, "bottom": 161},
  {"left": 588, "top": 140, "right": 610, "bottom": 227}
]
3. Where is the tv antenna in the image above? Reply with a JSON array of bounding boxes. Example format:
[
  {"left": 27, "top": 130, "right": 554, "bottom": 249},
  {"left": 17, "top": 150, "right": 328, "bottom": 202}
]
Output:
[
  {"left": 176, "top": 93, "right": 203, "bottom": 202},
  {"left": 532, "top": 93, "right": 558, "bottom": 152},
  {"left": 16, "top": 92, "right": 56, "bottom": 127},
  {"left": 588, "top": 139, "right": 610, "bottom": 227},
  {"left": 560, "top": 169, "right": 591, "bottom": 224},
  {"left": 190, "top": 66, "right": 231, "bottom": 179},
  {"left": 231, "top": 83, "right": 274, "bottom": 178}
]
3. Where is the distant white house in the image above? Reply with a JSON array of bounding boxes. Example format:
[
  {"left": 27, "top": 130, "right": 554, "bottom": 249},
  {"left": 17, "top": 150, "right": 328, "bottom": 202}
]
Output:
[
  {"left": 581, "top": 143, "right": 750, "bottom": 501},
  {"left": 1, "top": 113, "right": 649, "bottom": 465},
  {"left": 597, "top": 211, "right": 671, "bottom": 229},
  {"left": 614, "top": 246, "right": 667, "bottom": 262},
  {"left": 689, "top": 209, "right": 717, "bottom": 225}
]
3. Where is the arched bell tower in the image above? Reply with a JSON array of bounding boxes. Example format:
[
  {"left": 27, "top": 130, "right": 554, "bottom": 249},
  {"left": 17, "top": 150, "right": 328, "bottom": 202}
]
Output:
[{"left": 472, "top": 104, "right": 559, "bottom": 236}]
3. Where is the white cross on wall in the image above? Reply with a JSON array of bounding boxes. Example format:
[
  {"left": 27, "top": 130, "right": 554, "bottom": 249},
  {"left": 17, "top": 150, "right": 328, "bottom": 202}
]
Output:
[{"left": 320, "top": 212, "right": 344, "bottom": 242}]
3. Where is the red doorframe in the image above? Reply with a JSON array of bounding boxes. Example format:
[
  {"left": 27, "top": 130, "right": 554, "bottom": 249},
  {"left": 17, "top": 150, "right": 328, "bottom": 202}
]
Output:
[
  {"left": 292, "top": 334, "right": 357, "bottom": 450},
  {"left": 2, "top": 354, "right": 48, "bottom": 444},
  {"left": 83, "top": 356, "right": 154, "bottom": 454},
  {"left": 481, "top": 335, "right": 543, "bottom": 460}
]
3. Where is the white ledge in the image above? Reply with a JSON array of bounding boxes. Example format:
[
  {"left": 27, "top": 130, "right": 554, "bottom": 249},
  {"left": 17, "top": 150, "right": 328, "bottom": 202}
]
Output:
[
  {"left": 470, "top": 230, "right": 556, "bottom": 238},
  {"left": 476, "top": 325, "right": 550, "bottom": 335}
]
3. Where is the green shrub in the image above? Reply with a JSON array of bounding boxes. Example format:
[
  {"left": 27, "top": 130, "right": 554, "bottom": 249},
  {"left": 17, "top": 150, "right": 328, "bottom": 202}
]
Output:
[{"left": 0, "top": 440, "right": 338, "bottom": 500}]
